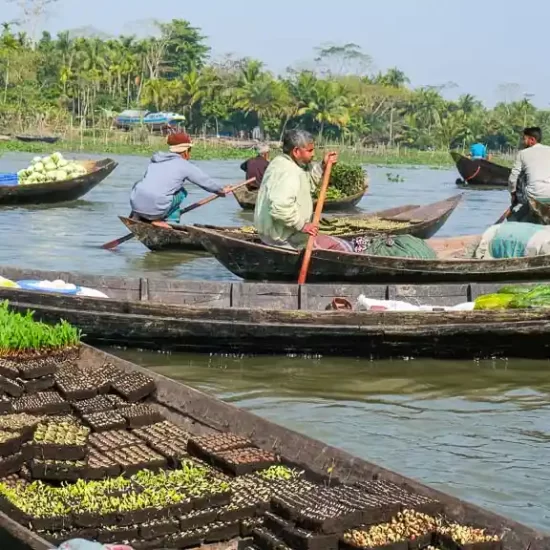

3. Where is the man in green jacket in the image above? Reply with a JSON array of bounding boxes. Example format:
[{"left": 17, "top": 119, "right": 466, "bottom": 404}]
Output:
[{"left": 254, "top": 129, "right": 352, "bottom": 251}]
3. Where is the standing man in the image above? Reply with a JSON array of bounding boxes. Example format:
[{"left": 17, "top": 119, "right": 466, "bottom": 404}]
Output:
[
  {"left": 130, "top": 133, "right": 231, "bottom": 227},
  {"left": 509, "top": 127, "right": 550, "bottom": 222},
  {"left": 240, "top": 144, "right": 270, "bottom": 189},
  {"left": 254, "top": 129, "right": 352, "bottom": 252}
]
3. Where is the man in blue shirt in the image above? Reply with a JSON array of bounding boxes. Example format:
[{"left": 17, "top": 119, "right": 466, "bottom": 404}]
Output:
[{"left": 469, "top": 142, "right": 488, "bottom": 160}]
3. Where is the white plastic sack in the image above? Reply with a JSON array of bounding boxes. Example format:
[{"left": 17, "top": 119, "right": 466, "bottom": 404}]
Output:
[{"left": 356, "top": 294, "right": 474, "bottom": 312}]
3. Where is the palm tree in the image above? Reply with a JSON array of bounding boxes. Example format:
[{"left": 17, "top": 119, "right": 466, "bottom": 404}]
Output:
[
  {"left": 300, "top": 80, "right": 349, "bottom": 137},
  {"left": 180, "top": 69, "right": 207, "bottom": 129}
]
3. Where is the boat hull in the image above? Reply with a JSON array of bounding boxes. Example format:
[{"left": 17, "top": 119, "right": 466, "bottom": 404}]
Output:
[
  {"left": 451, "top": 151, "right": 510, "bottom": 188},
  {"left": 0, "top": 158, "right": 117, "bottom": 206}
]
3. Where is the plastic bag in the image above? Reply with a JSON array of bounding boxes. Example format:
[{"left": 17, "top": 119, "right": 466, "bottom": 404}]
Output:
[
  {"left": 473, "top": 293, "right": 515, "bottom": 310},
  {"left": 0, "top": 276, "right": 18, "bottom": 288}
]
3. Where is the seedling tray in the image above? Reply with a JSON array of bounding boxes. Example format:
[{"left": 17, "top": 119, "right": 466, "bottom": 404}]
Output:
[
  {"left": 0, "top": 431, "right": 22, "bottom": 457},
  {"left": 217, "top": 503, "right": 257, "bottom": 523},
  {"left": 0, "top": 375, "right": 23, "bottom": 397},
  {"left": 72, "top": 395, "right": 117, "bottom": 416},
  {"left": 112, "top": 372, "right": 156, "bottom": 402},
  {"left": 30, "top": 458, "right": 87, "bottom": 482},
  {"left": 13, "top": 391, "right": 70, "bottom": 415},
  {"left": 83, "top": 410, "right": 126, "bottom": 432},
  {"left": 203, "top": 520, "right": 240, "bottom": 543},
  {"left": 87, "top": 448, "right": 122, "bottom": 479},
  {"left": 22, "top": 375, "right": 55, "bottom": 394},
  {"left": 0, "top": 452, "right": 24, "bottom": 477},
  {"left": 73, "top": 510, "right": 119, "bottom": 528},
  {"left": 264, "top": 511, "right": 339, "bottom": 550},
  {"left": 118, "top": 505, "right": 172, "bottom": 527},
  {"left": 297, "top": 506, "right": 362, "bottom": 535},
  {"left": 40, "top": 527, "right": 98, "bottom": 546},
  {"left": 120, "top": 403, "right": 163, "bottom": 428},
  {"left": 97, "top": 525, "right": 139, "bottom": 544},
  {"left": 253, "top": 527, "right": 292, "bottom": 550},
  {"left": 240, "top": 516, "right": 264, "bottom": 538},
  {"left": 408, "top": 533, "right": 435, "bottom": 550},
  {"left": 139, "top": 518, "right": 180, "bottom": 540},
  {"left": 0, "top": 396, "right": 13, "bottom": 414},
  {"left": 149, "top": 437, "right": 189, "bottom": 466},
  {"left": 89, "top": 429, "right": 143, "bottom": 452},
  {"left": 30, "top": 515, "right": 73, "bottom": 532},
  {"left": 110, "top": 444, "right": 166, "bottom": 477},
  {"left": 188, "top": 432, "right": 253, "bottom": 461},
  {"left": 179, "top": 509, "right": 218, "bottom": 531},
  {"left": 133, "top": 419, "right": 190, "bottom": 446},
  {"left": 161, "top": 528, "right": 204, "bottom": 550},
  {"left": 213, "top": 446, "right": 278, "bottom": 476},
  {"left": 28, "top": 441, "right": 87, "bottom": 461},
  {"left": 17, "top": 358, "right": 58, "bottom": 380},
  {"left": 56, "top": 376, "right": 98, "bottom": 401},
  {"left": 0, "top": 414, "right": 42, "bottom": 439},
  {"left": 0, "top": 359, "right": 19, "bottom": 380},
  {"left": 435, "top": 534, "right": 503, "bottom": 550}
]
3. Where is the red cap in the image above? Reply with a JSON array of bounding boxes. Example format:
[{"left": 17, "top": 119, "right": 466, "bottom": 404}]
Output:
[{"left": 167, "top": 133, "right": 192, "bottom": 146}]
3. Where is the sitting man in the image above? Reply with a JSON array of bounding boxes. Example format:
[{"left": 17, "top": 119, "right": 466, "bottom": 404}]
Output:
[
  {"left": 508, "top": 127, "right": 550, "bottom": 222},
  {"left": 469, "top": 142, "right": 490, "bottom": 160},
  {"left": 254, "top": 129, "right": 352, "bottom": 251},
  {"left": 240, "top": 143, "right": 270, "bottom": 189},
  {"left": 130, "top": 133, "right": 231, "bottom": 227}
]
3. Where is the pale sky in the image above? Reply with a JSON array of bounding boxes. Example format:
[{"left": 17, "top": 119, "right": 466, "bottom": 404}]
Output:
[{"left": 2, "top": 0, "right": 547, "bottom": 106}]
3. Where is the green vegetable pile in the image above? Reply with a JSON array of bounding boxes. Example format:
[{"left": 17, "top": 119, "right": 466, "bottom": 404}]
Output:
[
  {"left": 17, "top": 152, "right": 88, "bottom": 185},
  {"left": 474, "top": 284, "right": 550, "bottom": 310},
  {"left": 0, "top": 301, "right": 81, "bottom": 355},
  {"left": 312, "top": 162, "right": 367, "bottom": 200}
]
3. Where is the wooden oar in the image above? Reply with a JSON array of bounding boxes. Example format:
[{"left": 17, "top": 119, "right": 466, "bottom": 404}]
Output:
[
  {"left": 102, "top": 178, "right": 255, "bottom": 250},
  {"left": 495, "top": 207, "right": 512, "bottom": 224},
  {"left": 298, "top": 161, "right": 335, "bottom": 285}
]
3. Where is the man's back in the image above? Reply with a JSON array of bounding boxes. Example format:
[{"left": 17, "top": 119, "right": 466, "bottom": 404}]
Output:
[
  {"left": 470, "top": 143, "right": 487, "bottom": 159},
  {"left": 241, "top": 156, "right": 269, "bottom": 188},
  {"left": 519, "top": 144, "right": 550, "bottom": 199}
]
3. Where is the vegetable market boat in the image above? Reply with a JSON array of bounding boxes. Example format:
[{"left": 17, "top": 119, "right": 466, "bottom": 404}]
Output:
[
  {"left": 0, "top": 310, "right": 547, "bottom": 550},
  {"left": 232, "top": 179, "right": 369, "bottom": 212},
  {"left": 451, "top": 152, "right": 510, "bottom": 189},
  {"left": 15, "top": 135, "right": 60, "bottom": 144},
  {"left": 187, "top": 226, "right": 550, "bottom": 283},
  {"left": 0, "top": 158, "right": 117, "bottom": 206},
  {"left": 119, "top": 194, "right": 463, "bottom": 253},
  {"left": 2, "top": 266, "right": 550, "bottom": 358}
]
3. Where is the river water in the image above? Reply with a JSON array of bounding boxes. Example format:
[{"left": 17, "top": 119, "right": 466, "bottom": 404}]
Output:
[{"left": 0, "top": 152, "right": 548, "bottom": 532}]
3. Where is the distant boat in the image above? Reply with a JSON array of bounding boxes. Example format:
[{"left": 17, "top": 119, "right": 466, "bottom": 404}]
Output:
[
  {"left": 114, "top": 110, "right": 185, "bottom": 132},
  {"left": 16, "top": 135, "right": 60, "bottom": 144}
]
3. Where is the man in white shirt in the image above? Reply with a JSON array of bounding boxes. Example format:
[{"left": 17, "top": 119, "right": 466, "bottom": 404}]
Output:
[{"left": 508, "top": 127, "right": 550, "bottom": 222}]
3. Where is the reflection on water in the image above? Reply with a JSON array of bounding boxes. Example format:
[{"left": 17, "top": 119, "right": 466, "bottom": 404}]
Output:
[
  {"left": 112, "top": 349, "right": 550, "bottom": 532},
  {"left": 0, "top": 152, "right": 510, "bottom": 279}
]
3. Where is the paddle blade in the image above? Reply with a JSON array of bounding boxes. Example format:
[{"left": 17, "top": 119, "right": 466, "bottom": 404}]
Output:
[{"left": 102, "top": 233, "right": 134, "bottom": 250}]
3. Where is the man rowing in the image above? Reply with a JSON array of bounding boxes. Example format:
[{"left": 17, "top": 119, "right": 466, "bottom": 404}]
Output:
[
  {"left": 254, "top": 129, "right": 352, "bottom": 251},
  {"left": 508, "top": 127, "right": 550, "bottom": 222},
  {"left": 240, "top": 143, "right": 270, "bottom": 189},
  {"left": 130, "top": 133, "right": 231, "bottom": 227}
]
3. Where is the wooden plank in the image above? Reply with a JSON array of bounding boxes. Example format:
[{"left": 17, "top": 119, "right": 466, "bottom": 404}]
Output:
[
  {"left": 301, "top": 284, "right": 387, "bottom": 310},
  {"left": 0, "top": 266, "right": 140, "bottom": 301},
  {"left": 139, "top": 278, "right": 149, "bottom": 302},
  {"left": 389, "top": 284, "right": 469, "bottom": 307},
  {"left": 147, "top": 278, "right": 231, "bottom": 307},
  {"left": 232, "top": 282, "right": 299, "bottom": 309}
]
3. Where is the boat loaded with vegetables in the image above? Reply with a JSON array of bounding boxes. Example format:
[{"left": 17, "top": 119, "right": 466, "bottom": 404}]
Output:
[
  {"left": 0, "top": 152, "right": 117, "bottom": 206},
  {"left": 0, "top": 304, "right": 544, "bottom": 549},
  {"left": 232, "top": 162, "right": 369, "bottom": 212}
]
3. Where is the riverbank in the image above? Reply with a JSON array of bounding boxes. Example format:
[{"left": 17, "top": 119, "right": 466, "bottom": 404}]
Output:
[{"left": 0, "top": 136, "right": 513, "bottom": 167}]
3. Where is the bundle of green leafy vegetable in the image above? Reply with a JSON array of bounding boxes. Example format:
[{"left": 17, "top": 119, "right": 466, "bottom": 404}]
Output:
[{"left": 312, "top": 163, "right": 367, "bottom": 200}]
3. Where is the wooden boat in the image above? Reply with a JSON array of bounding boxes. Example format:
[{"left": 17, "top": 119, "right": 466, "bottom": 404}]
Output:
[
  {"left": 451, "top": 151, "right": 510, "bottom": 188},
  {"left": 15, "top": 134, "right": 60, "bottom": 144},
  {"left": 2, "top": 265, "right": 550, "bottom": 359},
  {"left": 528, "top": 197, "right": 550, "bottom": 224},
  {"left": 0, "top": 343, "right": 547, "bottom": 550},
  {"left": 233, "top": 179, "right": 369, "bottom": 211},
  {"left": 0, "top": 158, "right": 117, "bottom": 206},
  {"left": 120, "top": 194, "right": 463, "bottom": 253},
  {"left": 188, "top": 225, "right": 550, "bottom": 283}
]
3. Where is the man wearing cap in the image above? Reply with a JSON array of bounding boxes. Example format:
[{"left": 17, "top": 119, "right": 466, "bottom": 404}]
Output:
[
  {"left": 130, "top": 133, "right": 231, "bottom": 226},
  {"left": 240, "top": 144, "right": 270, "bottom": 189}
]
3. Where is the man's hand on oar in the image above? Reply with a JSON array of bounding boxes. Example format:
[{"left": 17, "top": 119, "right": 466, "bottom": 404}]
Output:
[{"left": 101, "top": 177, "right": 255, "bottom": 250}]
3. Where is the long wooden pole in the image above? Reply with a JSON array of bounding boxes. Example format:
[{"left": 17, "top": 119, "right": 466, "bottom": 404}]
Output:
[
  {"left": 297, "top": 161, "right": 335, "bottom": 285},
  {"left": 102, "top": 178, "right": 255, "bottom": 250}
]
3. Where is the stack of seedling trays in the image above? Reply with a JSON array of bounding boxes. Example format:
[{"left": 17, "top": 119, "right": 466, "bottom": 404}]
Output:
[
  {"left": 251, "top": 481, "right": 502, "bottom": 550},
  {"left": 188, "top": 432, "right": 280, "bottom": 476}
]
